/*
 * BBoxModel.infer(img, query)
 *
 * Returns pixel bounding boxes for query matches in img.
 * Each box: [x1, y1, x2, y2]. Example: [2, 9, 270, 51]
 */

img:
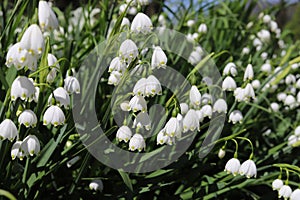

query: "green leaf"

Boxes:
[145, 169, 173, 179]
[118, 170, 133, 192]
[0, 189, 17, 200]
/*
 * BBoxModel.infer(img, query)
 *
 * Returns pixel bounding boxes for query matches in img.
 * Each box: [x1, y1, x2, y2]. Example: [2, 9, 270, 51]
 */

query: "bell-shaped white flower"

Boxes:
[294, 126, 300, 136]
[270, 102, 280, 112]
[129, 96, 147, 112]
[156, 129, 174, 145]
[189, 85, 201, 107]
[234, 87, 245, 102]
[272, 179, 284, 190]
[164, 117, 182, 138]
[196, 110, 204, 122]
[224, 158, 240, 176]
[11, 141, 25, 160]
[0, 119, 18, 141]
[47, 68, 57, 83]
[228, 110, 243, 124]
[244, 83, 255, 101]
[257, 29, 271, 43]
[19, 24, 45, 55]
[21, 135, 40, 156]
[288, 135, 298, 146]
[201, 105, 213, 119]
[218, 148, 226, 159]
[183, 109, 199, 132]
[64, 76, 80, 94]
[201, 93, 212, 105]
[239, 159, 257, 178]
[151, 46, 167, 69]
[243, 64, 254, 81]
[188, 46, 203, 65]
[11, 76, 36, 101]
[222, 76, 237, 91]
[186, 20, 195, 27]
[223, 62, 237, 77]
[279, 185, 292, 199]
[145, 75, 162, 96]
[213, 99, 227, 113]
[129, 133, 146, 152]
[261, 63, 272, 74]
[277, 92, 287, 102]
[108, 71, 122, 86]
[133, 78, 147, 96]
[43, 105, 65, 126]
[120, 101, 131, 111]
[109, 57, 126, 73]
[290, 189, 300, 200]
[133, 112, 151, 130]
[285, 74, 296, 85]
[48, 87, 70, 108]
[119, 39, 139, 63]
[131, 12, 152, 34]
[242, 47, 250, 55]
[116, 125, 132, 143]
[251, 80, 261, 89]
[18, 109, 38, 128]
[284, 95, 297, 109]
[180, 103, 189, 115]
[38, 1, 59, 31]
[89, 180, 104, 192]
[198, 23, 207, 34]
[262, 14, 271, 23]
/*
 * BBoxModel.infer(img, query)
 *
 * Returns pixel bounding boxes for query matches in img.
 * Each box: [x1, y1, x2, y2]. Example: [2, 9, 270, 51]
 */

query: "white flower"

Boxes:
[19, 24, 45, 55]
[109, 57, 126, 73]
[189, 85, 201, 107]
[145, 75, 162, 96]
[290, 189, 300, 200]
[116, 126, 132, 142]
[131, 12, 152, 34]
[285, 74, 296, 85]
[18, 110, 38, 128]
[260, 52, 268, 60]
[257, 29, 271, 43]
[251, 80, 261, 89]
[47, 68, 57, 83]
[270, 102, 280, 112]
[151, 46, 167, 69]
[277, 92, 287, 102]
[133, 112, 151, 130]
[183, 109, 199, 132]
[38, 1, 59, 31]
[196, 110, 204, 122]
[261, 63, 272, 74]
[262, 14, 271, 23]
[288, 135, 298, 146]
[278, 185, 292, 199]
[223, 62, 237, 77]
[272, 179, 283, 190]
[108, 71, 122, 86]
[295, 126, 300, 136]
[48, 53, 59, 67]
[239, 160, 257, 178]
[242, 47, 250, 55]
[188, 46, 203, 65]
[119, 39, 139, 62]
[243, 64, 254, 81]
[213, 99, 227, 113]
[224, 158, 240, 176]
[129, 133, 146, 152]
[187, 20, 195, 27]
[120, 101, 131, 111]
[201, 105, 212, 118]
[11, 141, 25, 160]
[244, 83, 255, 100]
[48, 87, 70, 108]
[234, 87, 245, 102]
[64, 76, 80, 94]
[222, 76, 237, 91]
[11, 76, 36, 101]
[156, 130, 174, 145]
[43, 105, 65, 126]
[180, 103, 189, 115]
[121, 17, 130, 27]
[89, 180, 103, 192]
[21, 135, 40, 156]
[164, 117, 182, 138]
[0, 119, 18, 141]
[228, 110, 243, 124]
[201, 93, 212, 105]
[198, 23, 207, 33]
[284, 95, 297, 109]
[218, 148, 226, 159]
[129, 96, 147, 112]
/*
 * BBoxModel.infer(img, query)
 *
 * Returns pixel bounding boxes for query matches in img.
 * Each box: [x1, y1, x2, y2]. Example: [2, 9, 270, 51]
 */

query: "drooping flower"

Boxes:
[145, 75, 162, 96]
[120, 101, 131, 111]
[222, 76, 237, 91]
[270, 102, 280, 112]
[129, 96, 147, 112]
[223, 62, 237, 77]
[201, 93, 212, 105]
[11, 76, 36, 101]
[234, 87, 245, 102]
[48, 87, 70, 108]
[243, 64, 254, 81]
[156, 129, 175, 145]
[0, 119, 18, 141]
[180, 103, 189, 115]
[228, 110, 243, 124]
[257, 29, 271, 44]
[183, 109, 199, 132]
[272, 179, 283, 190]
[151, 46, 167, 69]
[198, 23, 207, 34]
[189, 85, 201, 107]
[108, 71, 122, 86]
[11, 141, 25, 160]
[239, 160, 257, 178]
[213, 99, 228, 113]
[218, 148, 226, 159]
[38, 1, 59, 31]
[108, 57, 126, 73]
[290, 189, 300, 200]
[278, 185, 292, 199]
[18, 109, 38, 128]
[116, 126, 132, 143]
[21, 135, 40, 156]
[129, 133, 146, 152]
[188, 46, 203, 65]
[89, 180, 104, 192]
[131, 12, 153, 34]
[43, 105, 65, 126]
[64, 76, 80, 94]
[164, 117, 182, 138]
[201, 104, 213, 119]
[19, 24, 45, 55]
[244, 83, 255, 101]
[133, 112, 151, 130]
[224, 158, 240, 176]
[119, 39, 139, 63]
